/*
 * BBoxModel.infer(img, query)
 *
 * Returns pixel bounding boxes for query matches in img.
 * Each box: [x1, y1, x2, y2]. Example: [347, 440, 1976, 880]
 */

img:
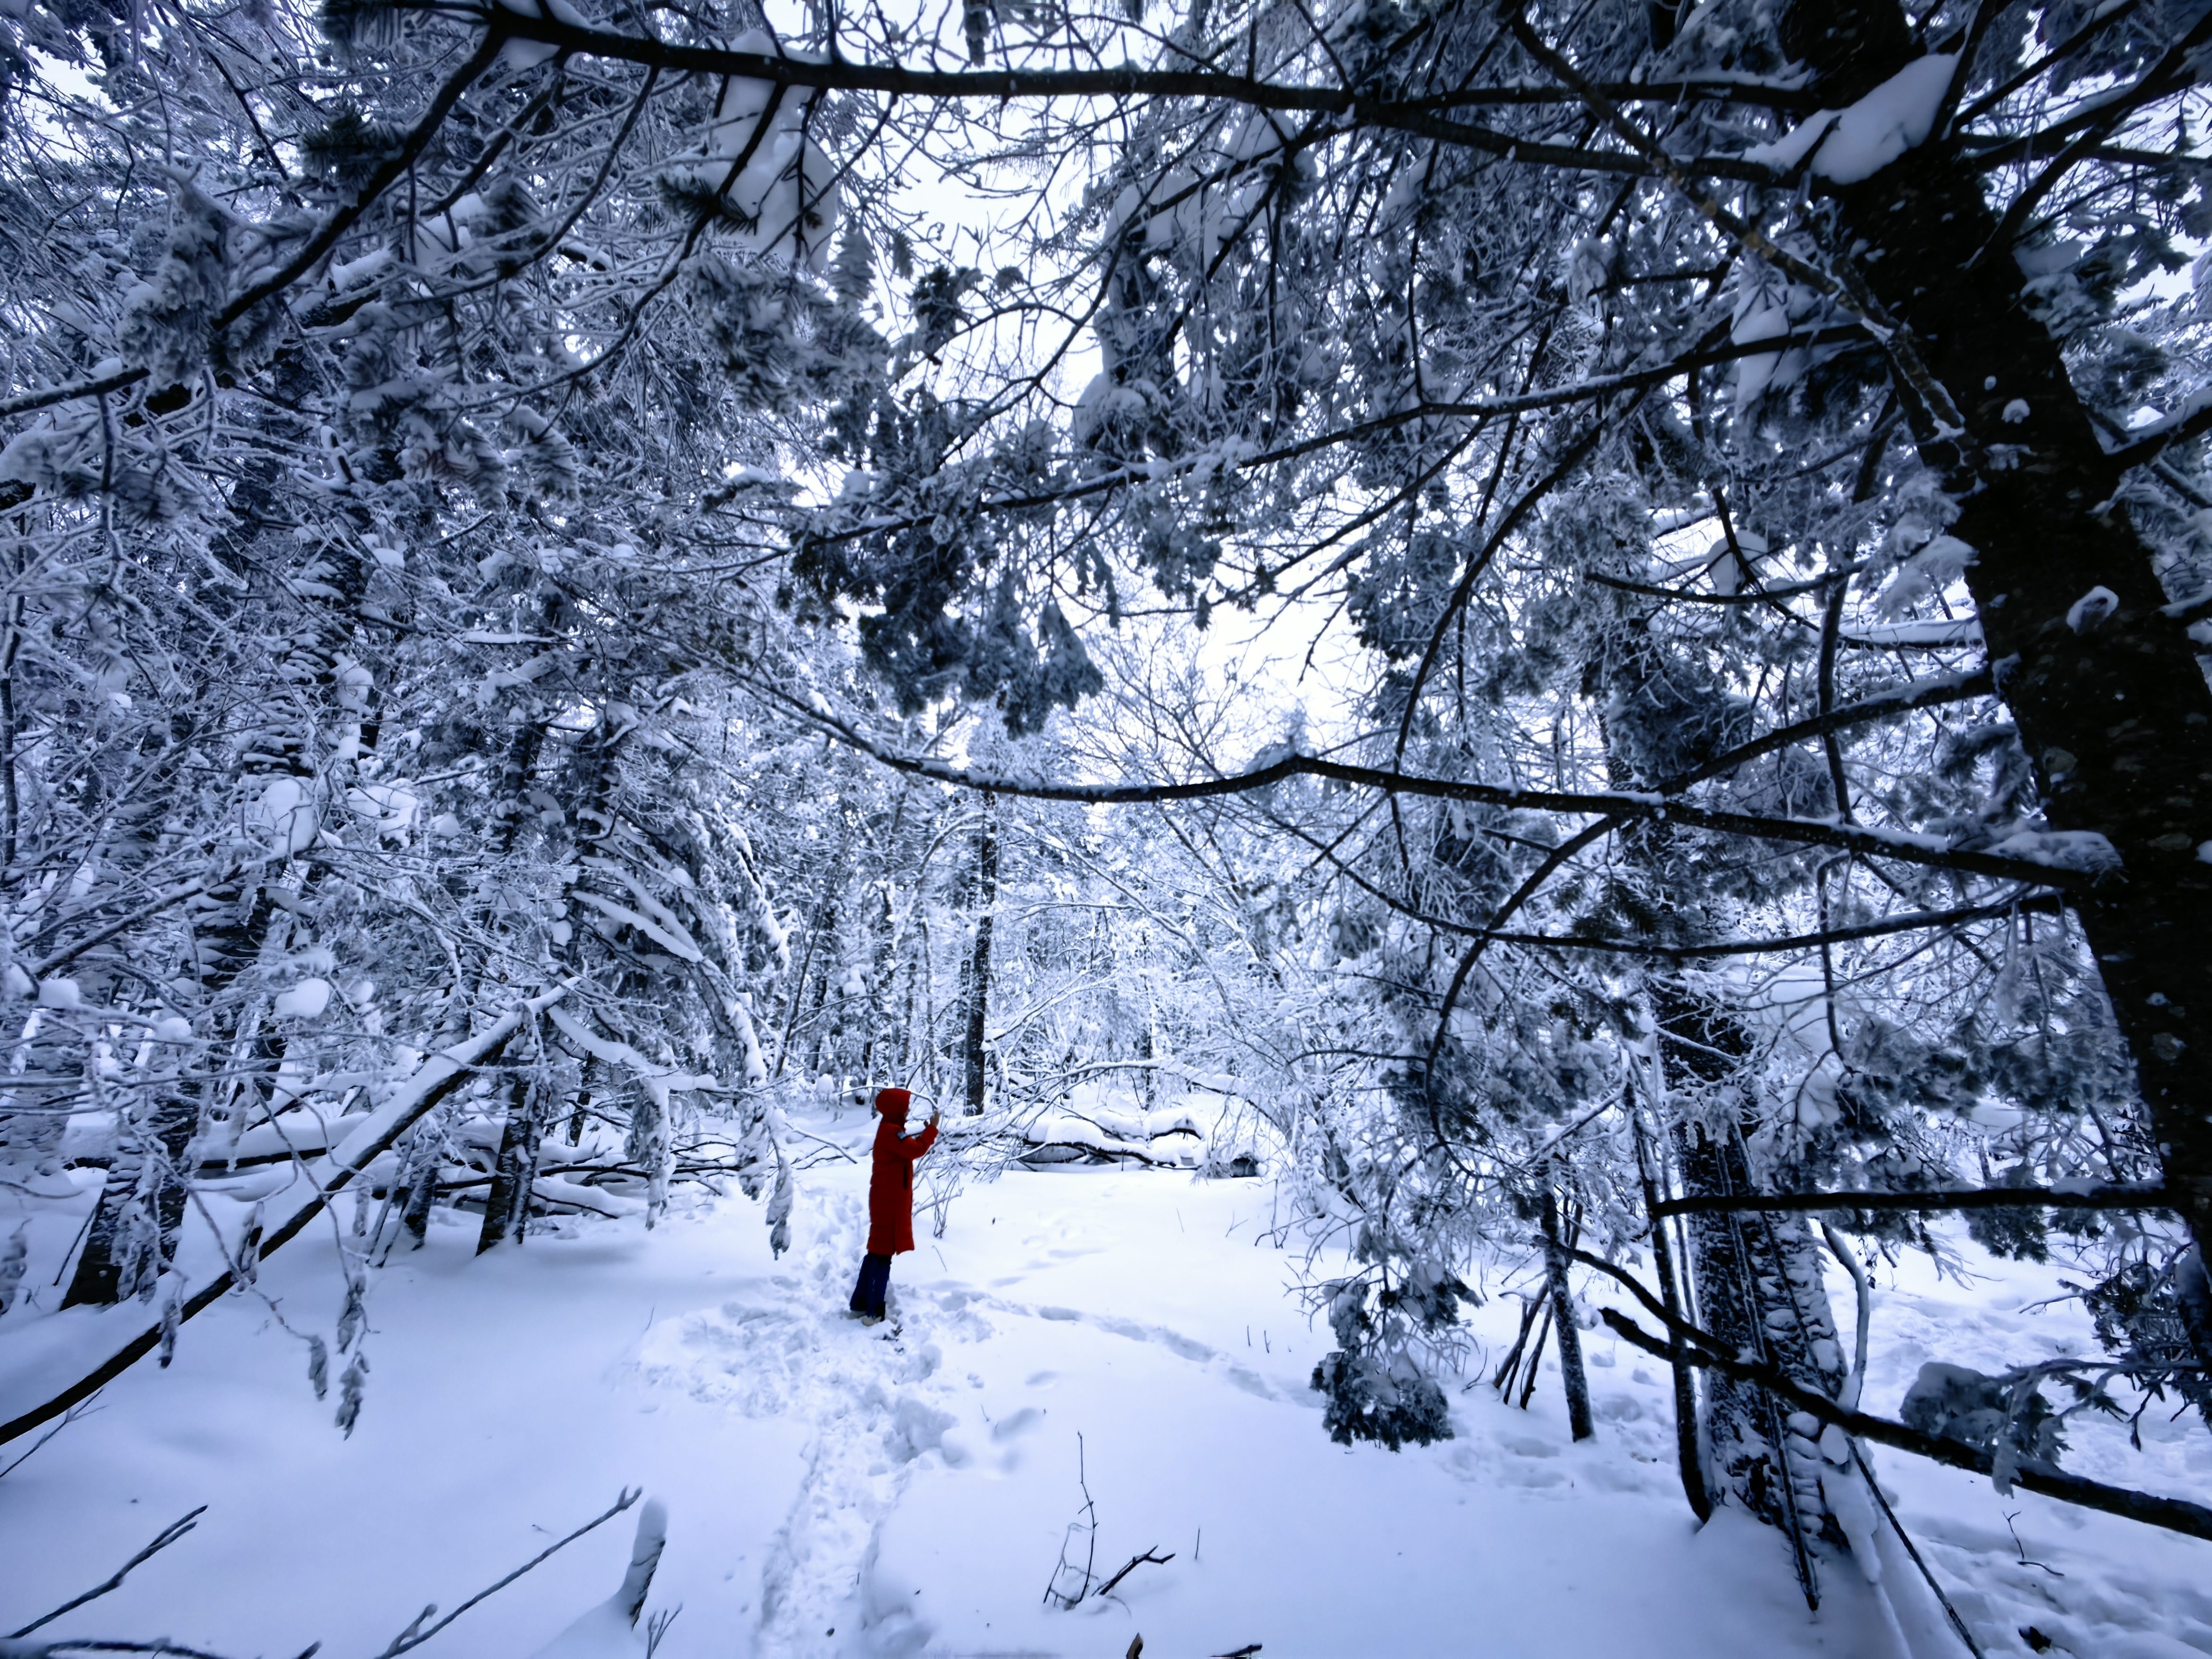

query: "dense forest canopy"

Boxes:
[3, 0, 2212, 1618]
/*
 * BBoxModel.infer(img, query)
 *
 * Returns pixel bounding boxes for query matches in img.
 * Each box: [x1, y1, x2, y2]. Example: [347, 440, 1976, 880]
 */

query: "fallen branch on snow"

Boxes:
[0, 988, 566, 1451]
[1596, 1299, 2212, 1541]
[1093, 1548, 1176, 1598]
[0, 1487, 650, 1659]
[375, 1486, 642, 1657]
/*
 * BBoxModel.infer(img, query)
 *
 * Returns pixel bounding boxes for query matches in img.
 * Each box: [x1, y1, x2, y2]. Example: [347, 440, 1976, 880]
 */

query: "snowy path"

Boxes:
[637, 1186, 985, 1657]
[4, 1110, 2212, 1658]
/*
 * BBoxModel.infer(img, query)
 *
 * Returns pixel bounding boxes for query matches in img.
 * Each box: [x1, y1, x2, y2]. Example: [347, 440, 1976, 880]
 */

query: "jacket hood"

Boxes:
[875, 1087, 912, 1119]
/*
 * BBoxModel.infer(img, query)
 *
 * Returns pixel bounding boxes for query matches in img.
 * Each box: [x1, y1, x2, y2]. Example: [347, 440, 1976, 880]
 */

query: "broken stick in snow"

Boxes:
[1094, 1548, 1175, 1598]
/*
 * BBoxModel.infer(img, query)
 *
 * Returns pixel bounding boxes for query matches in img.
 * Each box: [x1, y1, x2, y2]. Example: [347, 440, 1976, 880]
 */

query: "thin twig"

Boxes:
[11, 1506, 207, 1638]
[373, 1487, 642, 1657]
[1094, 1548, 1175, 1598]
[0, 1396, 102, 1482]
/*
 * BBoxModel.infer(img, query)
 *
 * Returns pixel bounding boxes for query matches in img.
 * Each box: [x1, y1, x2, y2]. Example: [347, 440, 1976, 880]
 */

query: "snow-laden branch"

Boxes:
[1657, 667, 1995, 792]
[1600, 1304, 2212, 1542]
[800, 326, 1876, 548]
[0, 29, 511, 423]
[439, 3, 1786, 180]
[2107, 382, 2212, 473]
[0, 986, 566, 1449]
[775, 690, 2106, 891]
[1650, 1180, 2178, 1219]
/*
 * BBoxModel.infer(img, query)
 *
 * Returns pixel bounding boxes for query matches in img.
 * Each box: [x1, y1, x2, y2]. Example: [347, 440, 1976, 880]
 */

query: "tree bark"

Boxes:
[1632, 1093, 1711, 1520]
[477, 1071, 543, 1254]
[1541, 1178, 1595, 1442]
[1671, 1113, 1844, 1553]
[962, 793, 999, 1117]
[1789, 0, 2212, 1337]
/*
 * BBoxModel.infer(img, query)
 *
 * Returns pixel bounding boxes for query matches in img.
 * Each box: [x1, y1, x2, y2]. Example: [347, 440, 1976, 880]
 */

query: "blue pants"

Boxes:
[850, 1252, 892, 1317]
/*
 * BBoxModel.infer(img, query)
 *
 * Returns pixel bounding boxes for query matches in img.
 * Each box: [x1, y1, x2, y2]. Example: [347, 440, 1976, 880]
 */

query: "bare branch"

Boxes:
[769, 689, 2104, 890]
[1650, 1181, 2179, 1220]
[373, 1488, 643, 1657]
[10, 1507, 207, 1639]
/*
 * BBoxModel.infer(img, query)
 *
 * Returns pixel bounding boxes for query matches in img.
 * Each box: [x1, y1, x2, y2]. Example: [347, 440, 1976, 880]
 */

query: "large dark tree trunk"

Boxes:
[961, 795, 999, 1117]
[1789, 0, 2212, 1330]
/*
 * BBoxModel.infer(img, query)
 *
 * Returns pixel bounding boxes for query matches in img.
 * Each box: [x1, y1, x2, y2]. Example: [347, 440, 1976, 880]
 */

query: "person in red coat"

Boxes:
[849, 1086, 940, 1322]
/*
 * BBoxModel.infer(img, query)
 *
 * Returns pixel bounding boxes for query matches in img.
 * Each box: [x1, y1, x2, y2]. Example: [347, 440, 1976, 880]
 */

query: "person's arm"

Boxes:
[900, 1117, 940, 1158]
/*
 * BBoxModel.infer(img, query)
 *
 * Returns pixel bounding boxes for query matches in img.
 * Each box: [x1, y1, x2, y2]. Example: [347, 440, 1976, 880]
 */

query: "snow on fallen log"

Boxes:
[0, 985, 568, 1449]
[1021, 1113, 1183, 1168]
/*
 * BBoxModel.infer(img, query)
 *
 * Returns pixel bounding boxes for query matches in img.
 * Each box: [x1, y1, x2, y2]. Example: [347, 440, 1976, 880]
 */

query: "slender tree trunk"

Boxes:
[477, 1069, 543, 1253]
[1541, 1178, 1595, 1442]
[1633, 1091, 1712, 1521]
[806, 935, 835, 1078]
[773, 898, 827, 1081]
[1789, 0, 2212, 1343]
[66, 536, 374, 1305]
[962, 793, 998, 1117]
[1, 582, 21, 878]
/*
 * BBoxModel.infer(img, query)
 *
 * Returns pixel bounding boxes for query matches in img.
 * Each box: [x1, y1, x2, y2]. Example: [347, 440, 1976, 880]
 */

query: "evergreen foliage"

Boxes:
[0, 0, 2208, 1594]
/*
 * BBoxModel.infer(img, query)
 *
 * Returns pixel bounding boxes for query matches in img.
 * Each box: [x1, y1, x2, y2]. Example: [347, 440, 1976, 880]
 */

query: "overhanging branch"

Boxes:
[1601, 1307, 2212, 1541]
[1486, 891, 2064, 958]
[1651, 1181, 2176, 1219]
[453, 3, 1782, 180]
[769, 687, 2101, 891]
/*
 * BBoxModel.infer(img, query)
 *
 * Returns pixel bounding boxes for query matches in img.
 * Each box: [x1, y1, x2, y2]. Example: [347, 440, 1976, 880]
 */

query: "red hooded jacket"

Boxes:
[866, 1088, 939, 1255]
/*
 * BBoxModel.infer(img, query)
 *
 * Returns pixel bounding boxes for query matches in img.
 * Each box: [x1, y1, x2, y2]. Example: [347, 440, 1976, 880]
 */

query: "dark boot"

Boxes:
[850, 1252, 891, 1320]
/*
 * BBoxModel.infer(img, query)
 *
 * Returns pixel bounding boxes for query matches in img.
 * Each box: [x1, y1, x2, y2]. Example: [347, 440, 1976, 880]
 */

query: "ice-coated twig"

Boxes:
[1041, 1433, 1100, 1608]
[643, 1606, 682, 1657]
[9, 1506, 206, 1638]
[0, 1397, 102, 1484]
[373, 1487, 642, 1657]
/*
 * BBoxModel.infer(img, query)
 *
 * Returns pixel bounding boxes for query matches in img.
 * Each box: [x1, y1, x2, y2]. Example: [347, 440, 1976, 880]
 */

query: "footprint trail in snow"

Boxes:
[637, 1188, 987, 1657]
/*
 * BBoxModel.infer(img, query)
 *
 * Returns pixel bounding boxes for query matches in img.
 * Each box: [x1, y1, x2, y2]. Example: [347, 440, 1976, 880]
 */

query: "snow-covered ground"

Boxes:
[2, 1101, 2210, 1657]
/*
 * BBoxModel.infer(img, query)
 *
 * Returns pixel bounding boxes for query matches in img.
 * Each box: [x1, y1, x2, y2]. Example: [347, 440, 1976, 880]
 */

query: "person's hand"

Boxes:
[928, 1109, 942, 1128]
